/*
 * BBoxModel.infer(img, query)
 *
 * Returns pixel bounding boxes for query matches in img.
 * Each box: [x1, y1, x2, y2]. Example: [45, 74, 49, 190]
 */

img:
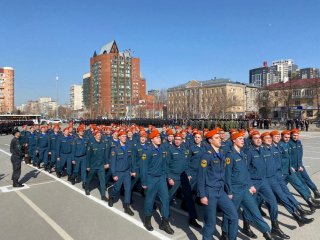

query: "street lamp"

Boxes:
[56, 74, 59, 118]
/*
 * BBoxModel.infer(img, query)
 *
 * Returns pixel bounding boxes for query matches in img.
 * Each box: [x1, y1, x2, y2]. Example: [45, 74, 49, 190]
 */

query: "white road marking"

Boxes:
[16, 191, 74, 240]
[0, 184, 30, 193]
[27, 180, 57, 187]
[4, 144, 10, 146]
[0, 148, 171, 240]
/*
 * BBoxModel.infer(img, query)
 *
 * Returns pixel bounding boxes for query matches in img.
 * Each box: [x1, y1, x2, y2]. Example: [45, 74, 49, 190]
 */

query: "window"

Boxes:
[295, 100, 300, 106]
[274, 101, 278, 107]
[307, 110, 313, 117]
[274, 91, 278, 97]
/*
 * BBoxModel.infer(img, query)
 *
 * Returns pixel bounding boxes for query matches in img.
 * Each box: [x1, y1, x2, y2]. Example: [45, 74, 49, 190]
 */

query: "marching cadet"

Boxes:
[261, 132, 313, 227]
[220, 128, 236, 155]
[105, 130, 119, 187]
[108, 131, 135, 216]
[141, 130, 174, 235]
[160, 125, 167, 143]
[188, 131, 207, 192]
[221, 132, 274, 240]
[247, 131, 289, 239]
[85, 130, 108, 201]
[280, 130, 320, 211]
[186, 126, 193, 144]
[167, 132, 201, 228]
[197, 128, 238, 240]
[20, 124, 29, 164]
[131, 131, 148, 192]
[27, 126, 37, 165]
[36, 126, 50, 170]
[48, 125, 60, 173]
[71, 126, 88, 188]
[56, 128, 73, 179]
[289, 129, 320, 199]
[163, 129, 174, 150]
[10, 128, 25, 187]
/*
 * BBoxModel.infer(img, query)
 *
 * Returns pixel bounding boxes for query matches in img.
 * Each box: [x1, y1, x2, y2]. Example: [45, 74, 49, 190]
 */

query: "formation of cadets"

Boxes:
[17, 121, 320, 240]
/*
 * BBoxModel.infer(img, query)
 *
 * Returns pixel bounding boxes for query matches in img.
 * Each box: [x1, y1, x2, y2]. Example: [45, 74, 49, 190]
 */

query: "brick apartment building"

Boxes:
[0, 67, 14, 113]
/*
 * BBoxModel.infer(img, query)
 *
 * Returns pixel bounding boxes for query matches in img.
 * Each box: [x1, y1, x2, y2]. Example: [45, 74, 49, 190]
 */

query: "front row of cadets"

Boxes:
[18, 123, 320, 239]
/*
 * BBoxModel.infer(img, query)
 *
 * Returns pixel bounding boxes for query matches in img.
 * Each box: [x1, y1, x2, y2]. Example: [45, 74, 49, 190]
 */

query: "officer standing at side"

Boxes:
[10, 128, 25, 187]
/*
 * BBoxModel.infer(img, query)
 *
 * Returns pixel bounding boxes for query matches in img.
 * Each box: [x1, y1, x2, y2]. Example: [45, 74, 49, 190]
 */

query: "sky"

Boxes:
[1, 0, 320, 105]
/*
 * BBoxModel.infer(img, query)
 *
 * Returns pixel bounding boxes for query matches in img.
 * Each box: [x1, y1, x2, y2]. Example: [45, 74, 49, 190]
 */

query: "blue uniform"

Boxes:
[36, 132, 50, 167]
[141, 143, 170, 218]
[247, 145, 278, 221]
[110, 142, 132, 204]
[86, 138, 108, 197]
[167, 144, 197, 220]
[222, 146, 270, 234]
[27, 131, 37, 163]
[57, 135, 73, 176]
[105, 138, 119, 186]
[131, 142, 148, 191]
[72, 136, 88, 183]
[48, 132, 60, 169]
[188, 142, 207, 191]
[197, 145, 238, 240]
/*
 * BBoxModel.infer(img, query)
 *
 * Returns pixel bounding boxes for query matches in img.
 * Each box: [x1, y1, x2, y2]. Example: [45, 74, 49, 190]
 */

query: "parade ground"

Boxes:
[1, 131, 320, 240]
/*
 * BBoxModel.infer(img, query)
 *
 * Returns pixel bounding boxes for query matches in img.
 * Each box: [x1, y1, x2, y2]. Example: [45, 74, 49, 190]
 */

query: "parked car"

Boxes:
[50, 119, 63, 124]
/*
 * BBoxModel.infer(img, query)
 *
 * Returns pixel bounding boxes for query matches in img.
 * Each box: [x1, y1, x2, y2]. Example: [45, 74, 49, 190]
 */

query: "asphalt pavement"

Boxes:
[1, 131, 320, 240]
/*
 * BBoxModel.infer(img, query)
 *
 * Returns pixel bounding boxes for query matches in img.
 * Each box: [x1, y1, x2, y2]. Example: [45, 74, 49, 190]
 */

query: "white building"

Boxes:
[272, 59, 298, 83]
[70, 84, 83, 110]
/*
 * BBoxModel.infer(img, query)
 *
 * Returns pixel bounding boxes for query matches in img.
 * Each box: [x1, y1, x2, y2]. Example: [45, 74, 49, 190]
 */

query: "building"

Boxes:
[25, 97, 58, 117]
[89, 40, 145, 118]
[257, 78, 320, 120]
[167, 78, 258, 119]
[299, 68, 319, 79]
[0, 67, 14, 113]
[272, 59, 298, 83]
[249, 62, 280, 87]
[82, 73, 91, 110]
[70, 84, 83, 110]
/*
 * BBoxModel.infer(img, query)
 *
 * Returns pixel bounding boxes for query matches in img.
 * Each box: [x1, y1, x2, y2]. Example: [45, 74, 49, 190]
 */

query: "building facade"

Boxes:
[272, 59, 298, 83]
[167, 78, 258, 119]
[89, 40, 145, 118]
[82, 73, 91, 110]
[299, 68, 319, 79]
[257, 78, 320, 120]
[249, 64, 280, 87]
[0, 67, 14, 113]
[70, 84, 83, 110]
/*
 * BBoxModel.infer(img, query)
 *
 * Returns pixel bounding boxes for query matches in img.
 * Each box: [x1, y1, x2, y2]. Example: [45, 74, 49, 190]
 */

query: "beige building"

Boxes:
[0, 67, 14, 113]
[70, 84, 83, 110]
[167, 78, 258, 119]
[258, 78, 320, 120]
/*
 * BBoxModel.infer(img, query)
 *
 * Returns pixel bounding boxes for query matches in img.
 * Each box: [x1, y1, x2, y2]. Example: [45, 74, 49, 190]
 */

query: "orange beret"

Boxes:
[249, 130, 260, 138]
[229, 128, 237, 134]
[140, 131, 148, 138]
[174, 133, 182, 138]
[94, 129, 100, 136]
[40, 125, 47, 129]
[53, 124, 60, 130]
[205, 128, 220, 139]
[118, 131, 127, 137]
[166, 129, 174, 136]
[149, 130, 160, 139]
[63, 127, 69, 132]
[281, 130, 291, 135]
[77, 126, 84, 132]
[291, 129, 300, 135]
[270, 130, 280, 136]
[231, 132, 244, 140]
[193, 131, 200, 136]
[260, 132, 270, 139]
[113, 130, 119, 134]
[218, 128, 224, 133]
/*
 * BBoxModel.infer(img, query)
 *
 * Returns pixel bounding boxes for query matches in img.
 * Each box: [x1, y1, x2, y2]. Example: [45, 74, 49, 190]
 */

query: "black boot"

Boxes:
[144, 216, 154, 231]
[313, 189, 320, 199]
[311, 197, 320, 204]
[188, 218, 202, 229]
[259, 207, 267, 217]
[101, 196, 108, 202]
[271, 220, 290, 239]
[297, 204, 314, 216]
[67, 175, 71, 181]
[71, 175, 76, 185]
[82, 182, 86, 189]
[220, 231, 229, 240]
[307, 198, 320, 210]
[263, 231, 274, 240]
[56, 171, 62, 178]
[124, 204, 134, 216]
[159, 217, 174, 235]
[292, 211, 314, 227]
[85, 188, 90, 195]
[242, 220, 257, 239]
[108, 197, 114, 207]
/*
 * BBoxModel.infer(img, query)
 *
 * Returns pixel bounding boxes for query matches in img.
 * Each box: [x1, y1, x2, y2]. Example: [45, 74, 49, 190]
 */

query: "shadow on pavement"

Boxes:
[20, 169, 41, 184]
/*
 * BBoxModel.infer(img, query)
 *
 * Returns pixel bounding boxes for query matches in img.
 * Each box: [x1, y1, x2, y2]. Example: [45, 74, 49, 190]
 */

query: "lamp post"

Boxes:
[55, 74, 59, 118]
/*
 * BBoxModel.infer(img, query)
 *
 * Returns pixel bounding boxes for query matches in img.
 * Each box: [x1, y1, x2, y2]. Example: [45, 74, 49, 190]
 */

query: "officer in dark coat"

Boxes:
[10, 128, 25, 187]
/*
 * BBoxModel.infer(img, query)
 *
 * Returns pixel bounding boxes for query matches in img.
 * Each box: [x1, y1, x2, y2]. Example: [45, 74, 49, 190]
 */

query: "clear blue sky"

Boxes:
[1, 0, 320, 105]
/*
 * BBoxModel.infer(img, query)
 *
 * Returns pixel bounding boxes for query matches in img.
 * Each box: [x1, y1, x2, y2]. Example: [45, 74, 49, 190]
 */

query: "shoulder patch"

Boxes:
[207, 150, 212, 154]
[141, 153, 147, 161]
[111, 151, 115, 156]
[225, 157, 231, 165]
[201, 160, 207, 168]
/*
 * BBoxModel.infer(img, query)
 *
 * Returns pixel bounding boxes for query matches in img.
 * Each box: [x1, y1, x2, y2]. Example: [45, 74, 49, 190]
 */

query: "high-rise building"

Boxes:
[272, 59, 298, 82]
[70, 84, 83, 111]
[0, 67, 14, 113]
[89, 40, 145, 118]
[82, 73, 91, 110]
[249, 63, 279, 87]
[299, 68, 320, 79]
